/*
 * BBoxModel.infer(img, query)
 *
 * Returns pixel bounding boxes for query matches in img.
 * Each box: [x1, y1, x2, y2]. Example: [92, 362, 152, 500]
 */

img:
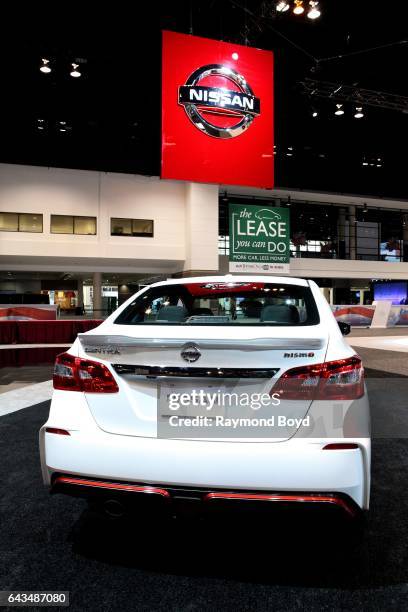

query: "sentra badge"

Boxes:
[84, 346, 121, 356]
[179, 64, 261, 139]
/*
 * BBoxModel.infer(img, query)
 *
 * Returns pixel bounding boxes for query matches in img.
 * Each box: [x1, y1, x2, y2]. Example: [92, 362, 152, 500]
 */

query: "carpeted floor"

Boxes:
[1, 346, 408, 611]
[0, 403, 407, 609]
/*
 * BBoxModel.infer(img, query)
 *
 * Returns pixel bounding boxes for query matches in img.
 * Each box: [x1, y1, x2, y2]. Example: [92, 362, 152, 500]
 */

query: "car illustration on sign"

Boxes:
[254, 208, 282, 221]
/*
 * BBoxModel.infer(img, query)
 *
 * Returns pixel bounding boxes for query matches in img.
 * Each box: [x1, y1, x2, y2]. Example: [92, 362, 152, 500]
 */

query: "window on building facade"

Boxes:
[0, 212, 43, 233]
[110, 218, 154, 237]
[0, 212, 19, 232]
[51, 215, 97, 235]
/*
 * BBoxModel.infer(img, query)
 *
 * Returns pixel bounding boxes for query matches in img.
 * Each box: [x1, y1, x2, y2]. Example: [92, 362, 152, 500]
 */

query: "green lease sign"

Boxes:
[229, 203, 290, 274]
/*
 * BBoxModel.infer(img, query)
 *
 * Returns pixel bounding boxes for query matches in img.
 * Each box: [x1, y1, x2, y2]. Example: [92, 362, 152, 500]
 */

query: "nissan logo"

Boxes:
[179, 63, 261, 139]
[181, 343, 201, 363]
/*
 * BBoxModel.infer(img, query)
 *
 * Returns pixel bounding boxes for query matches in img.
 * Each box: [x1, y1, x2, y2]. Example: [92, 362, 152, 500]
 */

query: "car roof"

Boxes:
[149, 275, 310, 288]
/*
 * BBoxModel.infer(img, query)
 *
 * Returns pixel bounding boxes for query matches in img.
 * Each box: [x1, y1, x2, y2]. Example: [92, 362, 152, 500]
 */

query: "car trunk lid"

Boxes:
[78, 326, 328, 441]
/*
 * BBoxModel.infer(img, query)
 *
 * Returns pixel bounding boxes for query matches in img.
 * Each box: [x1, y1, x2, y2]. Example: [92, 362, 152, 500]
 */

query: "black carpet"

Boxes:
[0, 396, 408, 611]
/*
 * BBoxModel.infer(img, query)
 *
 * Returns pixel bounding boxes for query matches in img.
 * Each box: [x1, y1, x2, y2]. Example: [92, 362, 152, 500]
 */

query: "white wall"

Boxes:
[2, 162, 408, 280]
[184, 182, 219, 272]
[289, 257, 408, 280]
[0, 164, 217, 274]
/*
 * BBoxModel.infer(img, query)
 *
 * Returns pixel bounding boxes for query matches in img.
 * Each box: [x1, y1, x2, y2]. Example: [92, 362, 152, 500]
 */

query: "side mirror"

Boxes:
[338, 321, 351, 336]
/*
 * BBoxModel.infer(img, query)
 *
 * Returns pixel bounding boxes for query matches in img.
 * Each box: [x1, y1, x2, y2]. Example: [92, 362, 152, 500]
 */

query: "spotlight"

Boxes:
[276, 1, 290, 11]
[354, 106, 364, 119]
[363, 203, 368, 213]
[334, 104, 344, 116]
[40, 58, 51, 74]
[311, 109, 318, 118]
[231, 52, 239, 60]
[307, 1, 321, 19]
[70, 63, 81, 78]
[293, 0, 304, 15]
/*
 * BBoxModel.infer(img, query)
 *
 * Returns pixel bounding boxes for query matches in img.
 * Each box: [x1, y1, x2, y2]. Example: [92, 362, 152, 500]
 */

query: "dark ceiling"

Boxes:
[1, 1, 408, 198]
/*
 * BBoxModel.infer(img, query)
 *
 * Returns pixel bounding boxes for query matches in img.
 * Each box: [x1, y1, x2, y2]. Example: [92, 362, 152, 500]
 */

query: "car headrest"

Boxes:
[156, 305, 188, 322]
[260, 304, 300, 324]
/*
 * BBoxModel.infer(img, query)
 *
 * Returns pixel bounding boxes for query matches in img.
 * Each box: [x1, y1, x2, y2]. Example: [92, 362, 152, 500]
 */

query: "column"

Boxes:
[182, 182, 219, 276]
[403, 214, 408, 262]
[338, 208, 346, 259]
[77, 278, 84, 310]
[92, 272, 102, 317]
[348, 205, 357, 260]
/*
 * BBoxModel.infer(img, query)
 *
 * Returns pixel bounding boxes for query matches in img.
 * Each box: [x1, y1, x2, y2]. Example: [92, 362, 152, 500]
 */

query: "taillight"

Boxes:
[53, 352, 119, 393]
[45, 427, 70, 436]
[273, 355, 364, 401]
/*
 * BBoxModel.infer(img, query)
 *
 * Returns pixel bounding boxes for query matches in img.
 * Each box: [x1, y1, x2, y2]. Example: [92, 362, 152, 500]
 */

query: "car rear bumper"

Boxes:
[40, 426, 370, 510]
[50, 474, 362, 518]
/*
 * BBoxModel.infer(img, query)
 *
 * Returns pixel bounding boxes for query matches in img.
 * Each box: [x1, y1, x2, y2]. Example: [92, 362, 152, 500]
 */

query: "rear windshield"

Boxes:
[115, 281, 320, 326]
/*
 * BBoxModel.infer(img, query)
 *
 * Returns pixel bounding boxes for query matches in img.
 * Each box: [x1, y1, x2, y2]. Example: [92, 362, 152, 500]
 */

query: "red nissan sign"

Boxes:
[161, 31, 274, 188]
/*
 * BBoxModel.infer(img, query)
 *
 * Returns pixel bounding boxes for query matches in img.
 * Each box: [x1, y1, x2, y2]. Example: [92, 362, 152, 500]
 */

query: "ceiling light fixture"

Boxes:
[70, 63, 81, 78]
[40, 58, 51, 74]
[276, 1, 290, 11]
[307, 1, 321, 19]
[334, 103, 344, 116]
[293, 0, 305, 15]
[354, 106, 364, 119]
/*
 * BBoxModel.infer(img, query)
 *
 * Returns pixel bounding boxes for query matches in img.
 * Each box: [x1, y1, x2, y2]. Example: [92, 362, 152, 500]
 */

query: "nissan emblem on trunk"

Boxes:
[181, 343, 201, 363]
[178, 64, 261, 139]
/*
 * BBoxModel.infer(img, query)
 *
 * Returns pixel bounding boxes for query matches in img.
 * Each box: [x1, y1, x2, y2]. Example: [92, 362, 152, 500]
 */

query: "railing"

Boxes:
[219, 236, 405, 262]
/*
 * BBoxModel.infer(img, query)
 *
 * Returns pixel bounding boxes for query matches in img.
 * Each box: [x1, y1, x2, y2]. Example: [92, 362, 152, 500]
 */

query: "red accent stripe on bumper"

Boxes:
[52, 476, 170, 498]
[203, 492, 358, 517]
[51, 476, 358, 518]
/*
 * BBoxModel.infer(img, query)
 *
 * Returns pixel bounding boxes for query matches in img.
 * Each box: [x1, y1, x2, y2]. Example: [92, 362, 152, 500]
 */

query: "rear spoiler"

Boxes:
[78, 334, 324, 354]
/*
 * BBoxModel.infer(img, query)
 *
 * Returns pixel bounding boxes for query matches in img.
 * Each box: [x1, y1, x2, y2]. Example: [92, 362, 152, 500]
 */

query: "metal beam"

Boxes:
[299, 78, 408, 113]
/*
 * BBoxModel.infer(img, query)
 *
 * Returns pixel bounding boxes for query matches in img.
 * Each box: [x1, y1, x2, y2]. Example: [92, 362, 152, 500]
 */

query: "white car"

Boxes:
[40, 275, 370, 522]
